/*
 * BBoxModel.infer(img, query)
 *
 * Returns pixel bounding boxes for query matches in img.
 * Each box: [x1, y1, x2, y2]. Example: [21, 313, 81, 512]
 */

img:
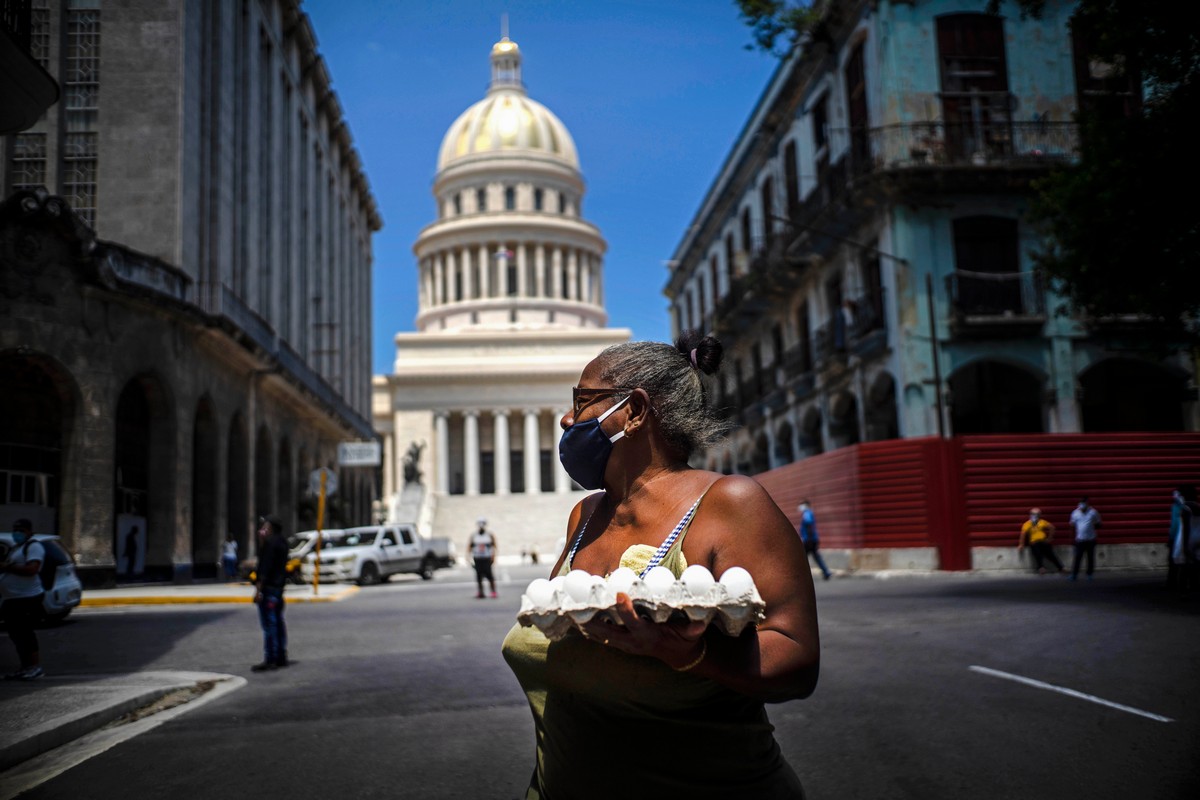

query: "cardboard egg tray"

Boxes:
[517, 581, 765, 641]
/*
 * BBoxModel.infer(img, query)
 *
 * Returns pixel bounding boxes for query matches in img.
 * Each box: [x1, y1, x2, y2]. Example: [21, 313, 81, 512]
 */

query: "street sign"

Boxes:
[309, 467, 338, 496]
[338, 440, 381, 466]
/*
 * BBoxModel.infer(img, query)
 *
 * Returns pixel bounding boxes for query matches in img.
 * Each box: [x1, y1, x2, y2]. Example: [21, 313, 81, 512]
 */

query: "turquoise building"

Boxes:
[664, 0, 1197, 474]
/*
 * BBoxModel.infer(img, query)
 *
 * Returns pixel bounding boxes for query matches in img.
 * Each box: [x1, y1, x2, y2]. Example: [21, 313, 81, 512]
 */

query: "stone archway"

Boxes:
[949, 360, 1043, 434]
[774, 420, 796, 465]
[227, 413, 249, 555]
[191, 397, 219, 578]
[828, 391, 861, 449]
[114, 373, 174, 581]
[1080, 359, 1186, 431]
[0, 352, 78, 536]
[865, 372, 899, 441]
[800, 407, 823, 457]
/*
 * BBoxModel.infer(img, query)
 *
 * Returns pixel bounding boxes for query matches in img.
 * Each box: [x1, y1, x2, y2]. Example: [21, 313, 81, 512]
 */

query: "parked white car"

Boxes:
[0, 533, 83, 622]
[301, 524, 456, 585]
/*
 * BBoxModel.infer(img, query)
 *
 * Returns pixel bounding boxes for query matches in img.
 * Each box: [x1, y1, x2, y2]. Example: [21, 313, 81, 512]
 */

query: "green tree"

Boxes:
[735, 0, 1200, 340]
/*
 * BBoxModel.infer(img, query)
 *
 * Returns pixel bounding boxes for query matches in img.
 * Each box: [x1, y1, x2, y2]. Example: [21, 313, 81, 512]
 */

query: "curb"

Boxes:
[79, 586, 360, 607]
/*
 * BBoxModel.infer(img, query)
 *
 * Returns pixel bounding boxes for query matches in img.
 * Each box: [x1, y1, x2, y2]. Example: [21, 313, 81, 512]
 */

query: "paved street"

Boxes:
[7, 565, 1199, 799]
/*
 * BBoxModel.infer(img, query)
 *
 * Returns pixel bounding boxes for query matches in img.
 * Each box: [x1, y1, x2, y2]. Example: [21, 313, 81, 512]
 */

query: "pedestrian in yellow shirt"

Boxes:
[1018, 508, 1066, 575]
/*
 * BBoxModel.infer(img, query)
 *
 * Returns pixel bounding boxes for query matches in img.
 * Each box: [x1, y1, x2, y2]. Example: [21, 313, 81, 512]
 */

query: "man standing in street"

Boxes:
[1069, 497, 1102, 581]
[1018, 507, 1066, 575]
[798, 500, 832, 581]
[469, 517, 498, 599]
[252, 515, 289, 671]
[0, 519, 45, 680]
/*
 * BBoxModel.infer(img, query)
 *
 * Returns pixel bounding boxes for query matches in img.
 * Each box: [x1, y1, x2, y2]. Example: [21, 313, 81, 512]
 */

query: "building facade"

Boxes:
[373, 38, 629, 555]
[664, 0, 1197, 476]
[0, 0, 380, 583]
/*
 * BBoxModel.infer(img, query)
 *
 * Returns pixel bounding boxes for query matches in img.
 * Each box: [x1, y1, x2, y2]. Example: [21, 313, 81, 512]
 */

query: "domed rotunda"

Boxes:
[414, 36, 609, 332]
[375, 37, 629, 552]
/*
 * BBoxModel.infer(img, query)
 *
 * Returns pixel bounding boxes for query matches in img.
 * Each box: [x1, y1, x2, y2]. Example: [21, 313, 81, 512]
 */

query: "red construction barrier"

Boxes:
[753, 433, 1200, 571]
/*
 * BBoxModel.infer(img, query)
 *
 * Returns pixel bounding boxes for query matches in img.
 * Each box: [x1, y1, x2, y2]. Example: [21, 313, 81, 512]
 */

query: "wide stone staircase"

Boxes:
[431, 491, 585, 563]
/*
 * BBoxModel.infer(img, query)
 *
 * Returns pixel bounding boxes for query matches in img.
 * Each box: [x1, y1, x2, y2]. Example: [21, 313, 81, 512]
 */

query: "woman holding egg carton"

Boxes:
[502, 332, 820, 799]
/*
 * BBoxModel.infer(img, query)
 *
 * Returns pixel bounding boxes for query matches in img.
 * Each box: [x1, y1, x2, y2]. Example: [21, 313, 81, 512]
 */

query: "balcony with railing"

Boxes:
[860, 119, 1078, 172]
[945, 270, 1046, 336]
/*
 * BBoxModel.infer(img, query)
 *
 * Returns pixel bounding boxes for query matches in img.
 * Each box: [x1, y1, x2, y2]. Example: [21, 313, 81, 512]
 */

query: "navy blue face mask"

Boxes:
[558, 395, 629, 490]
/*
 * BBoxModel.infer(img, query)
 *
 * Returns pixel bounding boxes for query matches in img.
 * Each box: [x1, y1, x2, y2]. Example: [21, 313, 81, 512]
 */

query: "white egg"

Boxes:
[606, 566, 639, 596]
[548, 575, 566, 594]
[564, 569, 595, 603]
[525, 578, 556, 608]
[719, 566, 755, 597]
[680, 564, 716, 597]
[642, 565, 677, 598]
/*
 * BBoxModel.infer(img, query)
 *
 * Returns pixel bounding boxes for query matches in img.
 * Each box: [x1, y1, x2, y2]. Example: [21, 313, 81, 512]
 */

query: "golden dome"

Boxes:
[436, 40, 579, 171]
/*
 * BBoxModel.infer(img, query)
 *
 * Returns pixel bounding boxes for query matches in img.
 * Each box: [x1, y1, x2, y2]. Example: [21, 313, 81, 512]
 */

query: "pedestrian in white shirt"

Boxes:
[1068, 497, 1102, 581]
[0, 519, 45, 680]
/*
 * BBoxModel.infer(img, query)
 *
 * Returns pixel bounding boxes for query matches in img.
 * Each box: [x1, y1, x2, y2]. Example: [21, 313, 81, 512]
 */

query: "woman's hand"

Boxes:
[580, 592, 708, 669]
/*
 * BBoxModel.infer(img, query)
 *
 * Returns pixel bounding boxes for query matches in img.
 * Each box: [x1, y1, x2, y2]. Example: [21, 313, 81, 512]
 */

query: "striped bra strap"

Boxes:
[566, 494, 705, 578]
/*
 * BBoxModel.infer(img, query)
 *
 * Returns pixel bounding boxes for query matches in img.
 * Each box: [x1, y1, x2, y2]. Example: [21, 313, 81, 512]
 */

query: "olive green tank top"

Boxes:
[501, 493, 805, 800]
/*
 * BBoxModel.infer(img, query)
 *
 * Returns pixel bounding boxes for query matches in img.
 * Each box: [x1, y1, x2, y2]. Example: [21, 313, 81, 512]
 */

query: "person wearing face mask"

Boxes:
[0, 519, 45, 680]
[1068, 497, 1102, 581]
[1018, 507, 1065, 575]
[502, 331, 820, 800]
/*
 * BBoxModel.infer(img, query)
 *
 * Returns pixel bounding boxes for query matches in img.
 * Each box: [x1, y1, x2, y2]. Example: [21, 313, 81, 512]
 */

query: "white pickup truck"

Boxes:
[300, 524, 457, 585]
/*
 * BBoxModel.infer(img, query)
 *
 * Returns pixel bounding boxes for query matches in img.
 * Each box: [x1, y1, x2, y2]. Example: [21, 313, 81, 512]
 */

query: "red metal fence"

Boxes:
[754, 433, 1200, 570]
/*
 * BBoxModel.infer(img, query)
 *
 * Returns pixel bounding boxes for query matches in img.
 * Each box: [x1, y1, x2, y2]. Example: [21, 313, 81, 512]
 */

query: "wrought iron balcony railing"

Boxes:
[858, 120, 1079, 171]
[945, 270, 1045, 319]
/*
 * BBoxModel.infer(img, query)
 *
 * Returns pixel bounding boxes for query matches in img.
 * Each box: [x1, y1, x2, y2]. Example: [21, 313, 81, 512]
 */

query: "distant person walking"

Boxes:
[221, 534, 239, 581]
[1169, 485, 1200, 596]
[469, 518, 498, 599]
[0, 519, 45, 680]
[1069, 497, 1102, 581]
[1018, 507, 1065, 575]
[252, 515, 289, 671]
[797, 500, 831, 580]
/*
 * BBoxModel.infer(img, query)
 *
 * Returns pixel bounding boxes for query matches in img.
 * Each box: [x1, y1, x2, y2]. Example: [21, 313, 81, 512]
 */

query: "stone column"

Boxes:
[535, 245, 546, 298]
[552, 407, 570, 493]
[551, 248, 563, 299]
[479, 244, 490, 297]
[524, 408, 541, 494]
[516, 243, 528, 297]
[462, 247, 474, 299]
[464, 410, 480, 495]
[567, 249, 579, 301]
[382, 421, 394, 498]
[493, 409, 510, 495]
[434, 411, 449, 494]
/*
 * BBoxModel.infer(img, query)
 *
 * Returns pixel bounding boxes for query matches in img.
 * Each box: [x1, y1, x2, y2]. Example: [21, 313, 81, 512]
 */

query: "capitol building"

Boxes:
[372, 37, 630, 553]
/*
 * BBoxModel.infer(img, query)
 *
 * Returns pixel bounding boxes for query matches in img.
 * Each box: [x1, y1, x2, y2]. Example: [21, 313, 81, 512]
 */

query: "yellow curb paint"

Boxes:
[80, 586, 360, 606]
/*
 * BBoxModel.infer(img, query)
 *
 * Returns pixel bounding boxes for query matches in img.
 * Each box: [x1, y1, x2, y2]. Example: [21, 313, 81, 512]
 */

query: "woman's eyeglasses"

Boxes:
[571, 386, 635, 417]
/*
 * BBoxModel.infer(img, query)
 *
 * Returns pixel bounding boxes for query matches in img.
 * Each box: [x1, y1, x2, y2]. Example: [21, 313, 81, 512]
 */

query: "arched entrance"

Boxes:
[828, 392, 861, 449]
[227, 413, 249, 557]
[750, 430, 770, 474]
[949, 361, 1043, 434]
[191, 397, 219, 579]
[774, 420, 796, 465]
[277, 437, 294, 536]
[865, 373, 899, 441]
[1080, 359, 1186, 431]
[0, 352, 76, 535]
[254, 426, 274, 550]
[800, 408, 824, 457]
[114, 374, 173, 580]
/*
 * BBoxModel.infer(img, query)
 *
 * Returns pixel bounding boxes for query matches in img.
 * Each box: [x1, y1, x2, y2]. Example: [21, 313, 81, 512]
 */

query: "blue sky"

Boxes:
[302, 1, 781, 374]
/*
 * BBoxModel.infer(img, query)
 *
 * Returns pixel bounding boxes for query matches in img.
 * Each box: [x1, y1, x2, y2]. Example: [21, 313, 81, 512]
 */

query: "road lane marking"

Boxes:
[969, 665, 1173, 723]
